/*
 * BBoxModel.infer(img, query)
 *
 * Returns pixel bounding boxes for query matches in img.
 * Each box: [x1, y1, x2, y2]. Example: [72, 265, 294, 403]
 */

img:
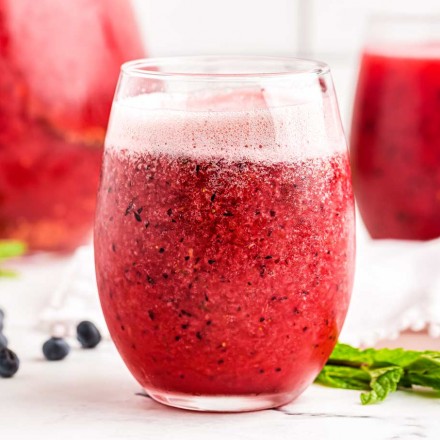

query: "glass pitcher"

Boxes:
[0, 0, 145, 251]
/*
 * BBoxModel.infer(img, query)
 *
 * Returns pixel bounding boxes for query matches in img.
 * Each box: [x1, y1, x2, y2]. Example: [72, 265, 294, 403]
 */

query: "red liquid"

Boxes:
[0, 0, 144, 251]
[95, 99, 355, 398]
[351, 46, 440, 239]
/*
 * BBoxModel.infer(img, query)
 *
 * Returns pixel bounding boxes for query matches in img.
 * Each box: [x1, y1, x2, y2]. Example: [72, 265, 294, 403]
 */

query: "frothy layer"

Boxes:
[106, 90, 345, 163]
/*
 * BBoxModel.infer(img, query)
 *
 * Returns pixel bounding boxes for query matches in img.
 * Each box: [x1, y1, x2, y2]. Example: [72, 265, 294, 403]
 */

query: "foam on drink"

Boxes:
[106, 89, 345, 163]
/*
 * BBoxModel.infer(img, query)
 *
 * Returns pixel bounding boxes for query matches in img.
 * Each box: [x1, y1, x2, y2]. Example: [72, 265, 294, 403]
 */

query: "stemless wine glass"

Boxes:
[351, 15, 440, 240]
[94, 56, 355, 412]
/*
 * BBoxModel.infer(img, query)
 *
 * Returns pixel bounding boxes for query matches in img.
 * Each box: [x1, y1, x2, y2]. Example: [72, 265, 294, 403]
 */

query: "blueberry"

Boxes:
[0, 333, 8, 349]
[0, 308, 4, 332]
[77, 321, 101, 349]
[0, 348, 19, 378]
[42, 337, 70, 361]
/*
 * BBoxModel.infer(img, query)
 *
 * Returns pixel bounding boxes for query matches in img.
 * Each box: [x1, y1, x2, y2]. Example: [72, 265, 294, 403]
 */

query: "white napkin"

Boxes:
[340, 222, 440, 346]
[39, 225, 440, 345]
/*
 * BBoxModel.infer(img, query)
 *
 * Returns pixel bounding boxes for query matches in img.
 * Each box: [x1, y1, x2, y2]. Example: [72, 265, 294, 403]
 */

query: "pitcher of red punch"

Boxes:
[0, 0, 144, 251]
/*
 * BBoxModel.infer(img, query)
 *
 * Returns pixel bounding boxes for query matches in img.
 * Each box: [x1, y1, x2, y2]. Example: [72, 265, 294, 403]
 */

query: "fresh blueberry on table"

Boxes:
[0, 347, 19, 378]
[0, 308, 5, 332]
[0, 333, 8, 349]
[42, 337, 70, 361]
[76, 321, 102, 349]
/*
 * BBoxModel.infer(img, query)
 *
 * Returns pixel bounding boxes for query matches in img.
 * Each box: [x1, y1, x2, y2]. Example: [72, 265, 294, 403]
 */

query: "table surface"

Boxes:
[2, 256, 440, 440]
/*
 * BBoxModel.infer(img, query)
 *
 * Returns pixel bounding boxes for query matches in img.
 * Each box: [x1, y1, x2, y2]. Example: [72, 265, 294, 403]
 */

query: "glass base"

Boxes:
[146, 389, 297, 412]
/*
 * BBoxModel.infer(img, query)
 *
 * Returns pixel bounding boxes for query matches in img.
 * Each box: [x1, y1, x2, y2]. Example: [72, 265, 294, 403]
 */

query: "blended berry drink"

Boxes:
[351, 43, 440, 239]
[0, 0, 143, 251]
[95, 58, 355, 412]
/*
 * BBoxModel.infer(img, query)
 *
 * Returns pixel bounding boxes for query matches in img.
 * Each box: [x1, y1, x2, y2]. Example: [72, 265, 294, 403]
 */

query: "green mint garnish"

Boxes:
[315, 343, 440, 405]
[0, 240, 27, 277]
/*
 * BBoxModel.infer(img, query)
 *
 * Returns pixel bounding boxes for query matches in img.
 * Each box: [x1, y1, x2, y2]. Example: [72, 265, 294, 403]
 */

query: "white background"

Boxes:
[132, 0, 440, 127]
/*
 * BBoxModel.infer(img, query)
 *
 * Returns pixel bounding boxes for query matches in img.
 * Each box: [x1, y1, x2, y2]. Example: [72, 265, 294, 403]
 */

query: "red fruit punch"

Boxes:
[0, 0, 144, 251]
[351, 45, 440, 240]
[95, 92, 355, 401]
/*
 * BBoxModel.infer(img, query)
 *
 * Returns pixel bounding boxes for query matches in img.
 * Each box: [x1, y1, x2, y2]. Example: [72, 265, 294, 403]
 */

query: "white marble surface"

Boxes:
[3, 326, 440, 440]
[1, 257, 440, 439]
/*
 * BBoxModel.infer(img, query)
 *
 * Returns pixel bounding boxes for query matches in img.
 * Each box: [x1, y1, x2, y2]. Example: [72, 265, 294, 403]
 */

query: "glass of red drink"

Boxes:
[0, 0, 144, 251]
[351, 16, 440, 240]
[94, 56, 355, 412]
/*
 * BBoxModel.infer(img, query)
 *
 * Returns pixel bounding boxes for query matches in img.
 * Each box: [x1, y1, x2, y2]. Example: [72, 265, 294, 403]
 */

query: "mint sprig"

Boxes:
[315, 343, 440, 404]
[0, 240, 26, 277]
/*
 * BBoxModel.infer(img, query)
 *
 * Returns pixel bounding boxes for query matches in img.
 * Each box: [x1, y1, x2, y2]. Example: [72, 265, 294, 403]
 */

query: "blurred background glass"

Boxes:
[351, 15, 440, 239]
[0, 0, 144, 252]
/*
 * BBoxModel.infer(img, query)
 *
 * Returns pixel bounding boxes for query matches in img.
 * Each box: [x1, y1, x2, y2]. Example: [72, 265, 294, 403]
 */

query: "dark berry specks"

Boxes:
[134, 212, 142, 222]
[94, 143, 353, 396]
[124, 199, 134, 216]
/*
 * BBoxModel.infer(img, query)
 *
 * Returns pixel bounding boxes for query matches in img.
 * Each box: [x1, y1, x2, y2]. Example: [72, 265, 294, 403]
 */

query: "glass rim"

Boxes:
[121, 55, 330, 82]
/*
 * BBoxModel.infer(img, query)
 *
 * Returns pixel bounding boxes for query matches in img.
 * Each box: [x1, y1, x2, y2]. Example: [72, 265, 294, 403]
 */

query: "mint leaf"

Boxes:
[328, 343, 422, 368]
[405, 354, 440, 389]
[316, 365, 370, 390]
[360, 366, 403, 404]
[0, 240, 26, 260]
[0, 268, 20, 278]
[0, 240, 26, 277]
[328, 343, 375, 365]
[315, 343, 440, 405]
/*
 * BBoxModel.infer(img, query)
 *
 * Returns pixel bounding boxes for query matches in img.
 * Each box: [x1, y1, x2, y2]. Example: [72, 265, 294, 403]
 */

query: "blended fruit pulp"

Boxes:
[351, 45, 440, 239]
[95, 93, 355, 397]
